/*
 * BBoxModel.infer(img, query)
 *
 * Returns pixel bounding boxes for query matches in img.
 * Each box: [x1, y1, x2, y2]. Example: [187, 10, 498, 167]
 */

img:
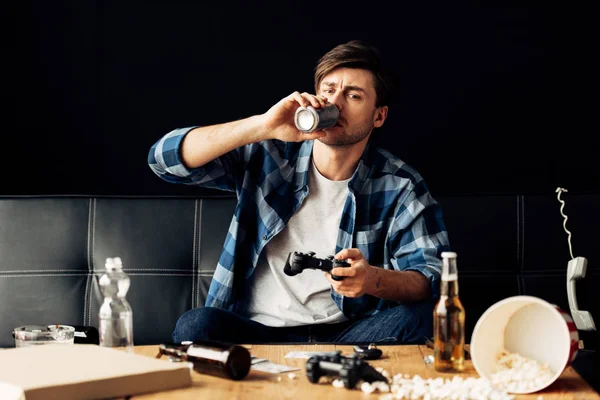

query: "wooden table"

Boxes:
[132, 344, 599, 399]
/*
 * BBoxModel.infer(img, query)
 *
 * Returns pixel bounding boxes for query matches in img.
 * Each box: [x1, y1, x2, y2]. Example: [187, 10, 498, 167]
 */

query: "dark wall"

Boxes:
[10, 1, 597, 197]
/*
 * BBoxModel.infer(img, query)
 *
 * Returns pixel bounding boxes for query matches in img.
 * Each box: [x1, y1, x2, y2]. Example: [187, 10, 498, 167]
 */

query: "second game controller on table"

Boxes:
[283, 251, 350, 281]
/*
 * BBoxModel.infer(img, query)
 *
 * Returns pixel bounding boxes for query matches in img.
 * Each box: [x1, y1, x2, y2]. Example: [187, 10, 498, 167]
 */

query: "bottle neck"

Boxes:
[441, 256, 459, 297]
[99, 269, 130, 299]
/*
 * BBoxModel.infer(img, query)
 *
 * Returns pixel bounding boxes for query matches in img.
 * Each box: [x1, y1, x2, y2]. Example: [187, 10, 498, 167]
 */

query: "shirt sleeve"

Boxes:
[388, 178, 451, 301]
[147, 127, 242, 192]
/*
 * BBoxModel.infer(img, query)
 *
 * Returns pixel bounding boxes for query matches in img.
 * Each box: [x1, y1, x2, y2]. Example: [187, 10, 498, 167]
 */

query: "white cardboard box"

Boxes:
[0, 344, 192, 400]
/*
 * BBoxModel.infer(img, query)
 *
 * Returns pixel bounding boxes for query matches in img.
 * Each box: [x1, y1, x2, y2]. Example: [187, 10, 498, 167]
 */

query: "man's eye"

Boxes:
[322, 89, 334, 94]
[348, 94, 361, 100]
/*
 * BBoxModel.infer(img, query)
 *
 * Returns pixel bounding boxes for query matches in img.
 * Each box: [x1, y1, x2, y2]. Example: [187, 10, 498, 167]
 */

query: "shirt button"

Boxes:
[262, 235, 268, 240]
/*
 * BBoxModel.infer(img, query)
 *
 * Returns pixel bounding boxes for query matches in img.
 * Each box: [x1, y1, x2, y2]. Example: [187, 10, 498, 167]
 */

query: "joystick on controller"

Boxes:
[283, 251, 350, 281]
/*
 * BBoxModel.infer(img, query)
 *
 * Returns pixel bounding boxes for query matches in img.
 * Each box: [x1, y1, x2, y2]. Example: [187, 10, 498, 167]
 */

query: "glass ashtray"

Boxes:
[13, 324, 75, 347]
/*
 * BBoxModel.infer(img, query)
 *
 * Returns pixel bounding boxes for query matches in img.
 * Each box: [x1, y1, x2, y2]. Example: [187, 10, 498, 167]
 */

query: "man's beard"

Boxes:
[319, 118, 375, 147]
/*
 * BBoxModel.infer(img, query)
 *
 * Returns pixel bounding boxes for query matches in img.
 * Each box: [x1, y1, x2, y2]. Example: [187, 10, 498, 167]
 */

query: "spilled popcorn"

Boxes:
[377, 374, 514, 400]
[327, 366, 514, 399]
[323, 351, 552, 398]
[490, 351, 554, 393]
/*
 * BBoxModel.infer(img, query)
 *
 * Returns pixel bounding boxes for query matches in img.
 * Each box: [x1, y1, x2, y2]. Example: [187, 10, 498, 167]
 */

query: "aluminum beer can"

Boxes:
[294, 103, 339, 133]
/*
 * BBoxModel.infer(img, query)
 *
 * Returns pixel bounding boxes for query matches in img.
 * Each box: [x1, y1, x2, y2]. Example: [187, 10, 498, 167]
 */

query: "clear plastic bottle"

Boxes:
[433, 251, 465, 372]
[98, 257, 134, 352]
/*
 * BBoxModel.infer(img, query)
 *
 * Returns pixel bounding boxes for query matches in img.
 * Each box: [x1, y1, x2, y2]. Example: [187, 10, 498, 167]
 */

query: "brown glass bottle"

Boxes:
[433, 251, 465, 372]
[158, 341, 251, 380]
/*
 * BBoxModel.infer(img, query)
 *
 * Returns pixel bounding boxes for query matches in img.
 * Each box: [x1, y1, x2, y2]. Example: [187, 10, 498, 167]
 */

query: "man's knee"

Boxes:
[406, 301, 433, 337]
[384, 301, 434, 343]
[172, 307, 223, 343]
[335, 301, 434, 344]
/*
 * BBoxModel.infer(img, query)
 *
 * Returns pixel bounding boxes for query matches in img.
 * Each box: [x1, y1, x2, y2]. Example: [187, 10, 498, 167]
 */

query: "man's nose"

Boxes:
[329, 92, 344, 112]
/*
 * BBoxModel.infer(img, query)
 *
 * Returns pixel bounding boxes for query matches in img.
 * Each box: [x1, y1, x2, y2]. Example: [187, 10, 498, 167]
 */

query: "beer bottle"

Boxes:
[433, 251, 465, 372]
[158, 341, 251, 380]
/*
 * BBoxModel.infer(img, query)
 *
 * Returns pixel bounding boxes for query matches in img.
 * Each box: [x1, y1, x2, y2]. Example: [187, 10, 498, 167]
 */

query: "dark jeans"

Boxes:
[172, 301, 433, 344]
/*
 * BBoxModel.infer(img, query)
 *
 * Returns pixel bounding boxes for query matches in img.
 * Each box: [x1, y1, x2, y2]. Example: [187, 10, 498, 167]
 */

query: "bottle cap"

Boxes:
[105, 257, 123, 270]
[441, 251, 457, 258]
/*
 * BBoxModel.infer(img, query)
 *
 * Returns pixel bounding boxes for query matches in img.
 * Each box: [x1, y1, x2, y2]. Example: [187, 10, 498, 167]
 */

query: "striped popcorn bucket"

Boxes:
[470, 295, 579, 394]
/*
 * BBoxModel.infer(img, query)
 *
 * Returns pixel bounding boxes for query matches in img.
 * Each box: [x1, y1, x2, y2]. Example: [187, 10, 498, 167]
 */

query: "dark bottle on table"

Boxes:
[433, 251, 465, 372]
[158, 341, 251, 380]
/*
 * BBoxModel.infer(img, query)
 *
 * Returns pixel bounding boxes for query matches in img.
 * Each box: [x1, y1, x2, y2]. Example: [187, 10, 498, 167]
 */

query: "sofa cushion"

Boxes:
[1, 194, 597, 351]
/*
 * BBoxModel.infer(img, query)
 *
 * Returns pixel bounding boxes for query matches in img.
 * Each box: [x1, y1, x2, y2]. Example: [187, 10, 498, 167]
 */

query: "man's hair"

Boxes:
[314, 40, 398, 107]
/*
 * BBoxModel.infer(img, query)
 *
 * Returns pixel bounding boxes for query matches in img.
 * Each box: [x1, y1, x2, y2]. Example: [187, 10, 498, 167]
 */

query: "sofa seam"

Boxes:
[88, 198, 96, 326]
[1, 269, 90, 273]
[95, 268, 193, 272]
[192, 199, 198, 309]
[0, 269, 204, 274]
[0, 273, 203, 277]
[0, 274, 90, 278]
[84, 198, 92, 326]
[520, 274, 525, 295]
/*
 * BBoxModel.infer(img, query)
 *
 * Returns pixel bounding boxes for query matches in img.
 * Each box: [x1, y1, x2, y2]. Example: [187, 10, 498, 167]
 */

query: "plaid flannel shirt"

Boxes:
[148, 127, 450, 320]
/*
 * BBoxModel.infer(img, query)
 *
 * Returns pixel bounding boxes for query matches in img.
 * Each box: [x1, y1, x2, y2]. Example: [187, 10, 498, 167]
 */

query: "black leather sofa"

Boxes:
[1, 193, 598, 389]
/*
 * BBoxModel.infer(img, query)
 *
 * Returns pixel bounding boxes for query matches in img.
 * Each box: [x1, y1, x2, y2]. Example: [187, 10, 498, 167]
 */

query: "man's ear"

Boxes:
[373, 106, 388, 128]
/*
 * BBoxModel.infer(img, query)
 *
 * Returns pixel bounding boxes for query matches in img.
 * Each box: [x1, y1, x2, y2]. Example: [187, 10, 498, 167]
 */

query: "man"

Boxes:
[148, 40, 450, 344]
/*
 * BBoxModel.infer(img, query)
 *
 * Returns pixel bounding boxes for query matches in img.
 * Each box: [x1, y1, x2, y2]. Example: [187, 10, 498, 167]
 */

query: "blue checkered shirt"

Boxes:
[149, 127, 450, 320]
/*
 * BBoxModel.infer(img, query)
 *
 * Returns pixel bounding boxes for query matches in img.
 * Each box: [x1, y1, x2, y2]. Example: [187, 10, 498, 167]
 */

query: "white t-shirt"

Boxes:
[242, 160, 350, 327]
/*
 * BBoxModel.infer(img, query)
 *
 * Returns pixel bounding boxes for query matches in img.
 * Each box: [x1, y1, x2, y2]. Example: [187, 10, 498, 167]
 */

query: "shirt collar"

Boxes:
[294, 141, 374, 194]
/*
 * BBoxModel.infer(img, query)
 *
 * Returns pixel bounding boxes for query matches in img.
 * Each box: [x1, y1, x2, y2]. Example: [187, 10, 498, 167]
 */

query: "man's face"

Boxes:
[317, 67, 387, 147]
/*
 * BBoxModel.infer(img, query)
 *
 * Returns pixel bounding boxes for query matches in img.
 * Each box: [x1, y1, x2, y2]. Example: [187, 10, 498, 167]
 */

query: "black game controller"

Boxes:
[305, 353, 388, 389]
[283, 251, 350, 281]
